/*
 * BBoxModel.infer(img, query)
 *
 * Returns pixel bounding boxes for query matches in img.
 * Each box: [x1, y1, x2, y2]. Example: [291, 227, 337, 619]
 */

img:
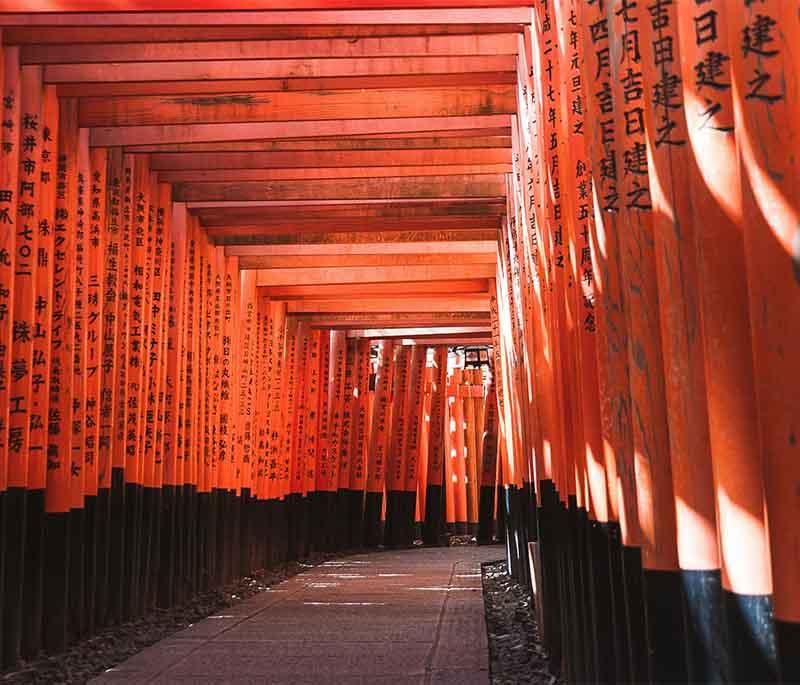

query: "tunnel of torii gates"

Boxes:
[0, 0, 797, 683]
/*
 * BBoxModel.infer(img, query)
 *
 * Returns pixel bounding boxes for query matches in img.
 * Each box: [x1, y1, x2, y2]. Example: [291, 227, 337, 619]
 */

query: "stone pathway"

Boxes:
[92, 546, 502, 684]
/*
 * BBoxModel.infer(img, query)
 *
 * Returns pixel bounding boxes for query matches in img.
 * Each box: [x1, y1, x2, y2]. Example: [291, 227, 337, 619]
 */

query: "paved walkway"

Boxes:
[92, 546, 502, 684]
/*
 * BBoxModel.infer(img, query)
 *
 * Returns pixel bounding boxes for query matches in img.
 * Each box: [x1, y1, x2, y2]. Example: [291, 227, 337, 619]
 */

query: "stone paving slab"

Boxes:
[92, 545, 502, 684]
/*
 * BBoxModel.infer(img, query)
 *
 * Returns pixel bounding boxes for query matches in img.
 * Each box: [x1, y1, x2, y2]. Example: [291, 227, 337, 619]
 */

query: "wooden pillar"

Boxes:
[728, 1, 799, 678]
[423, 345, 448, 546]
[364, 339, 394, 547]
[402, 344, 426, 544]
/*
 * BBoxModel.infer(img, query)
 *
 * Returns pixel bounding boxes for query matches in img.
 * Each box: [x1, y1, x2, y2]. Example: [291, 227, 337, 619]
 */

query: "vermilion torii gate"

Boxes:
[0, 2, 798, 683]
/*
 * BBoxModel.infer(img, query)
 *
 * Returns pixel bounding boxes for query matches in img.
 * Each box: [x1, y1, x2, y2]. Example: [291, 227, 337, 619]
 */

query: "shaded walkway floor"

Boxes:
[93, 546, 502, 684]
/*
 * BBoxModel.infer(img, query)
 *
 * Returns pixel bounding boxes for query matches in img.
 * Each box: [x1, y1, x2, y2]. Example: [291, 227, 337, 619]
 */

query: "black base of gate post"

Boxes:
[423, 484, 446, 546]
[622, 545, 649, 684]
[477, 485, 494, 544]
[2, 488, 26, 668]
[68, 504, 86, 641]
[724, 590, 778, 683]
[363, 491, 383, 548]
[94, 485, 111, 625]
[286, 492, 300, 561]
[644, 568, 689, 683]
[22, 488, 45, 659]
[681, 568, 728, 682]
[776, 619, 800, 682]
[42, 511, 70, 654]
[239, 487, 251, 573]
[123, 482, 142, 619]
[108, 468, 126, 622]
[590, 522, 616, 685]
[158, 484, 176, 608]
[346, 489, 364, 549]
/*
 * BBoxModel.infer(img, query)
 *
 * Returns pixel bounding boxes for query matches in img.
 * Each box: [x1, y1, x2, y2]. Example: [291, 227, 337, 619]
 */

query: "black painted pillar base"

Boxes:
[238, 488, 251, 574]
[42, 511, 70, 654]
[363, 491, 383, 548]
[724, 589, 778, 682]
[681, 568, 728, 682]
[123, 482, 142, 619]
[158, 484, 176, 608]
[2, 487, 26, 669]
[68, 504, 86, 641]
[83, 493, 98, 629]
[346, 489, 364, 550]
[94, 485, 111, 627]
[383, 490, 402, 549]
[423, 484, 446, 546]
[776, 618, 800, 682]
[22, 488, 45, 659]
[107, 468, 126, 623]
[590, 522, 617, 685]
[477, 485, 495, 544]
[622, 545, 649, 683]
[644, 568, 689, 683]
[286, 492, 301, 560]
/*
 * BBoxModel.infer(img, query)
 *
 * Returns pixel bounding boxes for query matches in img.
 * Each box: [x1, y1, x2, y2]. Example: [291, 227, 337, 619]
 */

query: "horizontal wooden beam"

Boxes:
[149, 148, 509, 170]
[125, 134, 512, 153]
[23, 33, 518, 63]
[57, 72, 517, 98]
[192, 197, 505, 222]
[46, 55, 516, 84]
[228, 240, 495, 255]
[204, 218, 499, 241]
[239, 253, 495, 269]
[78, 85, 515, 127]
[172, 174, 506, 202]
[394, 336, 492, 345]
[90, 114, 512, 146]
[258, 279, 489, 299]
[4, 24, 523, 46]
[285, 295, 489, 313]
[295, 311, 491, 328]
[2, 9, 533, 26]
[211, 229, 498, 246]
[159, 165, 511, 183]
[256, 264, 495, 286]
[346, 326, 488, 338]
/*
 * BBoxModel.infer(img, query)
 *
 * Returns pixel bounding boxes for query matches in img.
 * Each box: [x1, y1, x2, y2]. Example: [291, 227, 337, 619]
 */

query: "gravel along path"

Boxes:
[482, 559, 561, 685]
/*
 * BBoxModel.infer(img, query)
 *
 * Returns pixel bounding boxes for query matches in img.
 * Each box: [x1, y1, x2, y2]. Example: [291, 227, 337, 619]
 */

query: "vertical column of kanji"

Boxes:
[0, 46, 14, 664]
[531, 5, 574, 510]
[95, 147, 120, 629]
[16, 79, 53, 660]
[575, 4, 639, 680]
[364, 339, 394, 547]
[265, 301, 285, 565]
[297, 328, 319, 556]
[182, 219, 200, 595]
[609, 1, 680, 680]
[147, 184, 171, 607]
[198, 230, 211, 580]
[552, 3, 602, 680]
[402, 344, 426, 546]
[478, 373, 498, 545]
[321, 329, 343, 551]
[157, 201, 186, 609]
[634, 1, 724, 679]
[121, 154, 147, 618]
[348, 338, 370, 548]
[0, 61, 39, 668]
[674, 4, 777, 681]
[217, 256, 236, 580]
[423, 345, 448, 546]
[337, 338, 359, 549]
[235, 269, 255, 574]
[250, 295, 269, 571]
[310, 328, 330, 554]
[205, 245, 222, 585]
[336, 337, 355, 549]
[286, 321, 307, 556]
[107, 151, 132, 622]
[41, 95, 76, 654]
[278, 315, 298, 548]
[384, 344, 409, 548]
[728, 2, 799, 679]
[80, 145, 106, 637]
